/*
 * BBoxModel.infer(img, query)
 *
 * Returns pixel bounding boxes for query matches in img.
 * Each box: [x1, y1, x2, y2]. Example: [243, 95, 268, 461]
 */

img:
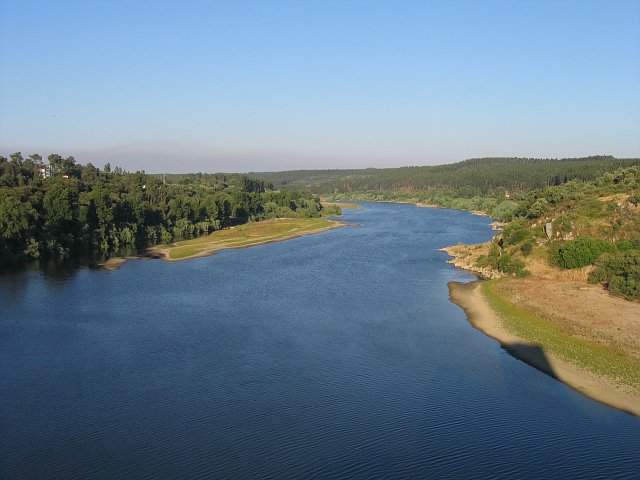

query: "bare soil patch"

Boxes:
[496, 279, 640, 360]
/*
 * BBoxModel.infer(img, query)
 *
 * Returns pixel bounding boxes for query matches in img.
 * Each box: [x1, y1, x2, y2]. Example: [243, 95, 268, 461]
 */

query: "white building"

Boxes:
[37, 165, 52, 179]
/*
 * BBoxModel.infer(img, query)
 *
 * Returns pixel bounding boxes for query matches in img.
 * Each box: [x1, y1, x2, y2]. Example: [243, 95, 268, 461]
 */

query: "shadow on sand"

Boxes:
[502, 343, 557, 379]
[447, 280, 640, 417]
[447, 281, 558, 380]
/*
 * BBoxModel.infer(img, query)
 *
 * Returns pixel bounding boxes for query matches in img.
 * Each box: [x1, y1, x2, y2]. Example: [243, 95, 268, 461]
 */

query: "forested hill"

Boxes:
[0, 153, 323, 267]
[249, 156, 640, 194]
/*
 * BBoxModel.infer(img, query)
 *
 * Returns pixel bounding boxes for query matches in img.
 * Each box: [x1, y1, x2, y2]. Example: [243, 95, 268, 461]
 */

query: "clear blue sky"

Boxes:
[1, 0, 639, 172]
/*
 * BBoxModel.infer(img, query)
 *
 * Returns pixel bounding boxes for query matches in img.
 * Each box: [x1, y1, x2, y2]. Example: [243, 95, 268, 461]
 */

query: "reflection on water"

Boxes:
[1, 203, 639, 479]
[0, 245, 140, 283]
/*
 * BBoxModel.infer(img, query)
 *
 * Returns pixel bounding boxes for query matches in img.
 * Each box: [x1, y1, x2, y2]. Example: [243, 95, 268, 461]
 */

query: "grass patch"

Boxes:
[164, 218, 341, 260]
[482, 279, 640, 393]
[321, 202, 361, 209]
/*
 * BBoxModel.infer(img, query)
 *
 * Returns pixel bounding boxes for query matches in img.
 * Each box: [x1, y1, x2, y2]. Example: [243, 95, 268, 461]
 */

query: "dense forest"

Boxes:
[249, 156, 640, 195]
[285, 156, 640, 222]
[0, 153, 323, 266]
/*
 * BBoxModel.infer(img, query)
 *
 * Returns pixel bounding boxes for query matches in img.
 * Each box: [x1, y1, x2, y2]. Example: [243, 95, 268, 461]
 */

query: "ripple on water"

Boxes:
[1, 203, 639, 479]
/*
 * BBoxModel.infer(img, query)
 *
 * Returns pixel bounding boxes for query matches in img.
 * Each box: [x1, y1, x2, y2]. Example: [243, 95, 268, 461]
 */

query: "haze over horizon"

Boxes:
[1, 0, 639, 173]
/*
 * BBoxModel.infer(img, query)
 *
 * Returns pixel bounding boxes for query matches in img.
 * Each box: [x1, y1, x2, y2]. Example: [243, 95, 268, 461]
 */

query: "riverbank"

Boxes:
[448, 280, 640, 416]
[147, 217, 347, 262]
[440, 243, 503, 279]
[320, 201, 361, 209]
[98, 218, 347, 269]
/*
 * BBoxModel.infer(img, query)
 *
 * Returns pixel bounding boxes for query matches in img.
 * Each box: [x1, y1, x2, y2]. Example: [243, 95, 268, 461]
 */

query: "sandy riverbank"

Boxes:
[449, 281, 640, 417]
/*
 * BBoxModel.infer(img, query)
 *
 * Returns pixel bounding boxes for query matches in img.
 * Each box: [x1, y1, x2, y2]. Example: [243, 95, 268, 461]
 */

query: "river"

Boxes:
[1, 202, 639, 479]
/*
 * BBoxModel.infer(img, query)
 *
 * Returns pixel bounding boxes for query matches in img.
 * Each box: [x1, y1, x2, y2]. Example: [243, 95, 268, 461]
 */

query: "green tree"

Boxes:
[43, 186, 79, 232]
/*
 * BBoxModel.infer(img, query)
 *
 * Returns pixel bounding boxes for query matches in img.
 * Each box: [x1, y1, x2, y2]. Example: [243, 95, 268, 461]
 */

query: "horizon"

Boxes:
[1, 0, 639, 172]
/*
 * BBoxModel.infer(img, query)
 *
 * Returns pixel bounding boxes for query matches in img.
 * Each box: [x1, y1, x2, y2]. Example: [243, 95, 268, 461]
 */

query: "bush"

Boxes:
[549, 237, 613, 269]
[476, 243, 528, 276]
[476, 254, 490, 268]
[527, 198, 549, 219]
[589, 251, 640, 300]
[488, 243, 501, 262]
[617, 240, 633, 252]
[476, 244, 500, 270]
[322, 205, 342, 216]
[497, 253, 527, 276]
[502, 222, 530, 246]
[610, 275, 640, 301]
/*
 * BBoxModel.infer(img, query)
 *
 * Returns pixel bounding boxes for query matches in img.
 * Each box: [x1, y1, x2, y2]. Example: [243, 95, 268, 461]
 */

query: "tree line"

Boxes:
[0, 153, 323, 266]
[249, 156, 640, 195]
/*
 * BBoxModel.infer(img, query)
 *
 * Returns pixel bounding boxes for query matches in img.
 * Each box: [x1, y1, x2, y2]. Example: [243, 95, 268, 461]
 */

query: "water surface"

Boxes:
[1, 203, 639, 479]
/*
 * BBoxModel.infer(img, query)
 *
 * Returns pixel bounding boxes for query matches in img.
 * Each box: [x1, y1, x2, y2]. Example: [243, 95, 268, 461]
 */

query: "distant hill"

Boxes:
[249, 156, 640, 194]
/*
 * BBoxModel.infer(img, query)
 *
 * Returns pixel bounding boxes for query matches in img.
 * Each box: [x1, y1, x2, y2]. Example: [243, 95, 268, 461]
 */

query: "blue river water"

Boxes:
[1, 202, 639, 479]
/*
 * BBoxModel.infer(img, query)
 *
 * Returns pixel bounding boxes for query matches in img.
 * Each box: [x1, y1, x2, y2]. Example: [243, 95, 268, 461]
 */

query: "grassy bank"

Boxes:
[149, 218, 345, 261]
[482, 280, 640, 393]
[320, 201, 361, 209]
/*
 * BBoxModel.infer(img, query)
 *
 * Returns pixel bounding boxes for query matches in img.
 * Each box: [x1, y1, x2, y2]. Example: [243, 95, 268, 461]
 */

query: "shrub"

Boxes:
[476, 254, 490, 268]
[527, 198, 549, 219]
[589, 251, 640, 300]
[488, 243, 501, 261]
[477, 244, 500, 270]
[610, 275, 640, 301]
[502, 222, 530, 246]
[549, 237, 613, 269]
[497, 253, 527, 276]
[322, 205, 342, 216]
[617, 240, 633, 252]
[476, 244, 528, 276]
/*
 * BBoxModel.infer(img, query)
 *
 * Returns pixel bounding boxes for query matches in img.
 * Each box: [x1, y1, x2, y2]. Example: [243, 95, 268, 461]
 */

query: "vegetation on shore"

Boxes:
[0, 153, 332, 267]
[446, 166, 640, 300]
[450, 167, 640, 300]
[151, 218, 344, 261]
[443, 165, 640, 406]
[590, 251, 640, 300]
[482, 280, 640, 393]
[320, 201, 361, 217]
